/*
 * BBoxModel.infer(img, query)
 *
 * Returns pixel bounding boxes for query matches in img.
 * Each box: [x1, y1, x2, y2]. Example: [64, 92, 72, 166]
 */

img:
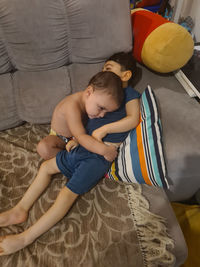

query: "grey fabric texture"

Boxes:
[64, 0, 132, 63]
[0, 0, 132, 129]
[14, 67, 71, 123]
[69, 63, 104, 93]
[142, 184, 188, 267]
[135, 64, 185, 95]
[0, 0, 132, 70]
[0, 27, 13, 73]
[0, 0, 70, 71]
[0, 73, 23, 130]
[155, 88, 200, 201]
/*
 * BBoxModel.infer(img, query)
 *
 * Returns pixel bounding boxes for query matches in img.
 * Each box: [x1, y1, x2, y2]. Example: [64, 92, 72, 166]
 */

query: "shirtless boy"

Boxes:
[0, 71, 124, 255]
[37, 52, 140, 160]
[37, 71, 123, 161]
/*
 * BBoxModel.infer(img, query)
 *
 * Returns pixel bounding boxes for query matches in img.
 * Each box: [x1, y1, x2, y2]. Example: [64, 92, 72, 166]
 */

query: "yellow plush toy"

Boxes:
[131, 9, 194, 73]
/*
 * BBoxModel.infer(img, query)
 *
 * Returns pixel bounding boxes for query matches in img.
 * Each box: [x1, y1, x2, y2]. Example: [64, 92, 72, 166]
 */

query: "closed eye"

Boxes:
[98, 106, 105, 111]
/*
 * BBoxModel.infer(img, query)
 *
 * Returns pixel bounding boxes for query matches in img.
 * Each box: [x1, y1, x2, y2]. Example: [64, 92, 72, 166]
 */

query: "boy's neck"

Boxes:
[79, 91, 87, 112]
[123, 81, 128, 88]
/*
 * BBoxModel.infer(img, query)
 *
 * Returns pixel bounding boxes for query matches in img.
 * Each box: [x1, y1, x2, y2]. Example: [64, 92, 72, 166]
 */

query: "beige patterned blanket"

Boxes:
[0, 123, 175, 267]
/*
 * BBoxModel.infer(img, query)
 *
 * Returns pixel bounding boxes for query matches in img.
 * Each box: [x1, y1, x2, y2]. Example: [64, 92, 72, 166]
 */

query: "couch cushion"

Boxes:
[0, 73, 23, 130]
[106, 85, 169, 188]
[14, 67, 71, 123]
[66, 0, 132, 63]
[69, 63, 104, 93]
[155, 88, 200, 201]
[0, 0, 132, 70]
[0, 0, 70, 71]
[0, 27, 13, 74]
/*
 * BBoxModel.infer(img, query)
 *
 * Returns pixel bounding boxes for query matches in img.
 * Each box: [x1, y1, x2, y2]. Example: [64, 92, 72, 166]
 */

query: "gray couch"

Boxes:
[0, 0, 131, 128]
[1, 0, 199, 202]
[0, 0, 196, 265]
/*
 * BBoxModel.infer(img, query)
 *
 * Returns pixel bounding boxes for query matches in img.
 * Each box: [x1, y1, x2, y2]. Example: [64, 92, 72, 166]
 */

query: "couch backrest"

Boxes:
[0, 0, 132, 130]
[0, 0, 132, 72]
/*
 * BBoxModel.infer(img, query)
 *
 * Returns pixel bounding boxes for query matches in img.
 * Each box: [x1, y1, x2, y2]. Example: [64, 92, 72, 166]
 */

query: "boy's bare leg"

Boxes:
[37, 135, 66, 160]
[0, 187, 78, 255]
[0, 157, 59, 227]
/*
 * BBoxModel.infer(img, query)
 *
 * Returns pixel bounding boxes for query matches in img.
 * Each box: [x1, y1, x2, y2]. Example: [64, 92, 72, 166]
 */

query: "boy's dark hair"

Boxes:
[106, 51, 141, 87]
[88, 71, 124, 107]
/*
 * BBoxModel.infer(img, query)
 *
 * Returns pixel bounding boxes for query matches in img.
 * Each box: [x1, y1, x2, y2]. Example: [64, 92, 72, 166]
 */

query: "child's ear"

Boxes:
[121, 70, 132, 82]
[86, 85, 94, 96]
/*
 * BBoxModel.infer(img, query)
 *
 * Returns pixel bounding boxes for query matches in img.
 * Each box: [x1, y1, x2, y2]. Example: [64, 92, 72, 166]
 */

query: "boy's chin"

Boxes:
[88, 115, 95, 119]
[88, 115, 98, 119]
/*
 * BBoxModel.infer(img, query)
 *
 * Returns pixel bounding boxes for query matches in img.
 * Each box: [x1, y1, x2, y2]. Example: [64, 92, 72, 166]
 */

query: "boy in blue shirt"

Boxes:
[57, 52, 140, 195]
[68, 52, 141, 150]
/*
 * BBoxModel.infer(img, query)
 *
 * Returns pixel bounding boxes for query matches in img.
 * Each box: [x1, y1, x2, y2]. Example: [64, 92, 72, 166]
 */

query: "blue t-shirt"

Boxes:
[86, 86, 140, 143]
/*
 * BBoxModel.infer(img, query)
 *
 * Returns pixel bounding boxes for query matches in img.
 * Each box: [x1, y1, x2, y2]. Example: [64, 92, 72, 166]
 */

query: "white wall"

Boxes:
[170, 0, 200, 42]
[190, 0, 200, 41]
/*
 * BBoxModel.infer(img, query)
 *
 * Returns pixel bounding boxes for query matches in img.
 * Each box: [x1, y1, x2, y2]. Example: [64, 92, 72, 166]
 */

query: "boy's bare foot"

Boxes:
[0, 234, 26, 255]
[0, 206, 28, 227]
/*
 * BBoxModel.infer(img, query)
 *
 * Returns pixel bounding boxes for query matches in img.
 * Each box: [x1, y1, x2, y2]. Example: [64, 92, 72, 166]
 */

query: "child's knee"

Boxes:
[36, 139, 44, 154]
[37, 139, 50, 160]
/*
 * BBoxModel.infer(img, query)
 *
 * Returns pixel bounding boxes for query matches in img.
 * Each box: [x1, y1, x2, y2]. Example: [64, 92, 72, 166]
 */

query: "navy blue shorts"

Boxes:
[56, 146, 111, 195]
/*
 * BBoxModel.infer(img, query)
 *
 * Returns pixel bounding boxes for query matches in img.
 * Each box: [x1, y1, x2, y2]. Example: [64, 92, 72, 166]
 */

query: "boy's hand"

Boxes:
[66, 139, 79, 152]
[92, 126, 107, 142]
[103, 145, 118, 162]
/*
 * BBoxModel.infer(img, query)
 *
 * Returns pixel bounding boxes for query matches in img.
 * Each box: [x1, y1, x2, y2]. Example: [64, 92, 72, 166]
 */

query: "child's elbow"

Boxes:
[131, 115, 140, 129]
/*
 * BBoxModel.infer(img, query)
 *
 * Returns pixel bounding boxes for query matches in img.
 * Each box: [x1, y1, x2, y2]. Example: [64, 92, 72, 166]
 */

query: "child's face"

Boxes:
[103, 60, 124, 79]
[103, 60, 132, 87]
[85, 87, 119, 119]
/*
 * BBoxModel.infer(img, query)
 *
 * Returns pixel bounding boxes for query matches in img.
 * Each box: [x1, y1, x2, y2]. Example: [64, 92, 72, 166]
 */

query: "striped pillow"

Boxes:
[105, 85, 169, 188]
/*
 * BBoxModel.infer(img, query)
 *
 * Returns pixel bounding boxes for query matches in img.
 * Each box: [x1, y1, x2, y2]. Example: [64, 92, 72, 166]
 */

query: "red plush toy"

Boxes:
[131, 9, 194, 73]
[135, 0, 161, 8]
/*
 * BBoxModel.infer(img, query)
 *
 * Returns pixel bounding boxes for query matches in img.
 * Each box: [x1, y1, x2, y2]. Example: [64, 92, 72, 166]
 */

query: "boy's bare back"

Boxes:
[51, 92, 87, 138]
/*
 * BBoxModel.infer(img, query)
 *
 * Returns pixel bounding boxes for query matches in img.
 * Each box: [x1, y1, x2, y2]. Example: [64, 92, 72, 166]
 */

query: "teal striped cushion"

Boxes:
[106, 85, 169, 188]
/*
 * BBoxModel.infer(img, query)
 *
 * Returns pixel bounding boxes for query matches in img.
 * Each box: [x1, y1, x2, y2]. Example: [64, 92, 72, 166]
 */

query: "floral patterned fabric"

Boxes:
[0, 123, 174, 267]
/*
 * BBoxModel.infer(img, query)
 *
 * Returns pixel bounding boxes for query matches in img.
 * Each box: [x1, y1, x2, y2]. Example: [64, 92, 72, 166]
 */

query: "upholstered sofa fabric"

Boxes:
[0, 0, 70, 71]
[155, 88, 200, 201]
[0, 73, 23, 130]
[14, 67, 71, 123]
[0, 0, 132, 130]
[68, 63, 104, 93]
[0, 29, 13, 73]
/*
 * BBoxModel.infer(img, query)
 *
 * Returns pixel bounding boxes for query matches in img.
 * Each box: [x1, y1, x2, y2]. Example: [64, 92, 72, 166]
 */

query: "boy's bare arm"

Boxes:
[77, 134, 118, 162]
[66, 138, 79, 152]
[92, 99, 140, 141]
[65, 101, 118, 162]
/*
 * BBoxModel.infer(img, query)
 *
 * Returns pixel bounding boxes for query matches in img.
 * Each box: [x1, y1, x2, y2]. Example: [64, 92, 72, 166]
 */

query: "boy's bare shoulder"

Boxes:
[58, 92, 83, 113]
[62, 92, 78, 102]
